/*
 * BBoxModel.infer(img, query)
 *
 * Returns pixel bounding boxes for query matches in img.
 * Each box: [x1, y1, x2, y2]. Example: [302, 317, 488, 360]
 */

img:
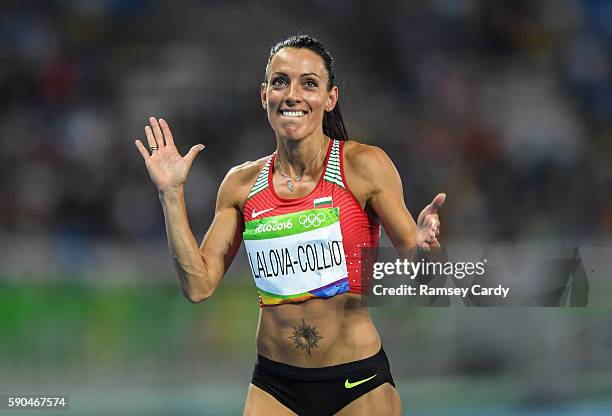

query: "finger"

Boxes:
[149, 116, 165, 147]
[417, 193, 446, 225]
[145, 125, 157, 150]
[159, 118, 175, 146]
[135, 139, 150, 160]
[428, 230, 436, 241]
[423, 215, 439, 228]
[417, 204, 437, 225]
[417, 207, 430, 226]
[431, 193, 446, 210]
[430, 218, 440, 231]
[184, 144, 206, 168]
[420, 214, 439, 230]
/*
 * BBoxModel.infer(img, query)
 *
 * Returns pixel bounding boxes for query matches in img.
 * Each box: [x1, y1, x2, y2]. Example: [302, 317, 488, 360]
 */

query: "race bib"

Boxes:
[243, 208, 348, 304]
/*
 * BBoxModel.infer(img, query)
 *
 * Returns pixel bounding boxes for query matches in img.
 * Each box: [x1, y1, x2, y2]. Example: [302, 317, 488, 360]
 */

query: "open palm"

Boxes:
[135, 117, 205, 192]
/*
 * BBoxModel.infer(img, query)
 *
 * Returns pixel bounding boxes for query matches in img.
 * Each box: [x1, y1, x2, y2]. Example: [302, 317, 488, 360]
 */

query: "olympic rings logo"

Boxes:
[299, 213, 327, 228]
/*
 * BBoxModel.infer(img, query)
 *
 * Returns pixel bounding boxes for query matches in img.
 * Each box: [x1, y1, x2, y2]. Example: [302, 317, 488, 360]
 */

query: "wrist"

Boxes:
[158, 185, 184, 201]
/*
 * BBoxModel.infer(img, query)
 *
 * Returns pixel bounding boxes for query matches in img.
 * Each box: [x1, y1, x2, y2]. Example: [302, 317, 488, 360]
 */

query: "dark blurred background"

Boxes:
[1, 1, 611, 415]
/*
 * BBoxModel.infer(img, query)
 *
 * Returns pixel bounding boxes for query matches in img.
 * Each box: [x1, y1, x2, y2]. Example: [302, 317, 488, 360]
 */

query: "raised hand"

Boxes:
[134, 117, 205, 193]
[416, 193, 446, 250]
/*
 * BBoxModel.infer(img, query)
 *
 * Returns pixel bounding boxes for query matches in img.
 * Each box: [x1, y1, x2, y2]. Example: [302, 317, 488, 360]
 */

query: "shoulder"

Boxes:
[224, 156, 269, 186]
[342, 139, 401, 203]
[343, 140, 396, 178]
[217, 155, 271, 209]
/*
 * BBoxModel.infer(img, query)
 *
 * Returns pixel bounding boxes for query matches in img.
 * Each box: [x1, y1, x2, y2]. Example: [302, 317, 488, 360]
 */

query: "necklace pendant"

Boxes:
[287, 179, 294, 192]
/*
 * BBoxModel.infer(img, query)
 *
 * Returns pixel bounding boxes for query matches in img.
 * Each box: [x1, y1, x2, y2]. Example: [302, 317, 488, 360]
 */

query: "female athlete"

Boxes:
[135, 35, 445, 415]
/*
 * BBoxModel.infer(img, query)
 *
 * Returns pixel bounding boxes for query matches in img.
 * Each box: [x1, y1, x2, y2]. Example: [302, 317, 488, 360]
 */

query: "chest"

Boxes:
[271, 170, 321, 200]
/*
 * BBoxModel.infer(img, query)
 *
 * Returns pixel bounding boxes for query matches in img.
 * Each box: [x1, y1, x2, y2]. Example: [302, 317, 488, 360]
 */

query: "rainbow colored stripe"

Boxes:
[259, 278, 349, 306]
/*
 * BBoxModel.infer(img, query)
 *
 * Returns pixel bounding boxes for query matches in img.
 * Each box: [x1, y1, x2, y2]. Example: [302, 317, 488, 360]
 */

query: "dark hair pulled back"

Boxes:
[265, 35, 348, 141]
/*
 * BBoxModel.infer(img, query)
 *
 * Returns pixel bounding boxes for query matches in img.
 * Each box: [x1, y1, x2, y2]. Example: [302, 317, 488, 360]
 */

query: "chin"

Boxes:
[276, 125, 311, 141]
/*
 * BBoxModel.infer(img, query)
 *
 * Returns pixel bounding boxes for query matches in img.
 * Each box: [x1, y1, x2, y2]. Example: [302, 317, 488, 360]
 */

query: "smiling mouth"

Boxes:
[279, 110, 308, 118]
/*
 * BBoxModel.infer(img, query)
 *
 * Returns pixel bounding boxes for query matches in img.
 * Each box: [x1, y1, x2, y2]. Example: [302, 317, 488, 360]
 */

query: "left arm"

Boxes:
[343, 141, 445, 252]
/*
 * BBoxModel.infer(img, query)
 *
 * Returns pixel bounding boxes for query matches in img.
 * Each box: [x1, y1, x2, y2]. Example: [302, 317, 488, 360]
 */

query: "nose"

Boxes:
[285, 80, 302, 105]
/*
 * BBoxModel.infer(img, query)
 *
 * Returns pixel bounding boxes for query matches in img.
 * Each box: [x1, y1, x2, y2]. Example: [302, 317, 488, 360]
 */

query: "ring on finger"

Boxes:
[150, 145, 158, 153]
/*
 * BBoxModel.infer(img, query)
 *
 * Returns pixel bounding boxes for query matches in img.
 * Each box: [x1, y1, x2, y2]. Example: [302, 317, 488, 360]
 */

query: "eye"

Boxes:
[304, 79, 318, 88]
[271, 77, 287, 87]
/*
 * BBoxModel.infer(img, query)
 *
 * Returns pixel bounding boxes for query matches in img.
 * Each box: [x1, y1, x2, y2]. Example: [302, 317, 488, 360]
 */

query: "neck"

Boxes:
[275, 131, 327, 176]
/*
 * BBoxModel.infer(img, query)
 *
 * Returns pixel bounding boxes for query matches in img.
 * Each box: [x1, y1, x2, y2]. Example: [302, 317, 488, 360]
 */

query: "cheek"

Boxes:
[266, 91, 282, 106]
[307, 94, 327, 111]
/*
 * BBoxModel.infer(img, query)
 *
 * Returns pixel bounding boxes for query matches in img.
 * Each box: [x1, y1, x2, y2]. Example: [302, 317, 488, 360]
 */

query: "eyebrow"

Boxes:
[270, 72, 321, 79]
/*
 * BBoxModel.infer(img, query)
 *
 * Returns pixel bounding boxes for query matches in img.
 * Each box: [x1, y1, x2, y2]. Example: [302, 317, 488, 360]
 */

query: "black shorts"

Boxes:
[251, 347, 396, 416]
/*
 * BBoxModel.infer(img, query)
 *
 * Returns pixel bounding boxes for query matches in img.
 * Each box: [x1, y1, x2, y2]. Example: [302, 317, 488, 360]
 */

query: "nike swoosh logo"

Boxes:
[344, 374, 377, 389]
[252, 207, 274, 218]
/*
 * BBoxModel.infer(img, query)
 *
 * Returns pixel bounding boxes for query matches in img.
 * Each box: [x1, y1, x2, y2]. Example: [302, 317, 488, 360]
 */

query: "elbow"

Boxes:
[179, 262, 220, 303]
[183, 288, 214, 304]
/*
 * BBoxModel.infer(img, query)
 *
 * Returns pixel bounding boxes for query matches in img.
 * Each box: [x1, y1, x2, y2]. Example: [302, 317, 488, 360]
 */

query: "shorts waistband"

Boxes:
[255, 347, 389, 381]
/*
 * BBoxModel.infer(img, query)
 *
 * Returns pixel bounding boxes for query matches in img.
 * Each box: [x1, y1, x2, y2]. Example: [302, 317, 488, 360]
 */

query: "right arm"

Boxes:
[159, 171, 244, 303]
[135, 117, 246, 303]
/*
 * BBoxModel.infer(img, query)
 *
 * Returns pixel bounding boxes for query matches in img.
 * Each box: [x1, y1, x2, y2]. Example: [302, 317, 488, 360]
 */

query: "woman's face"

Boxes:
[261, 47, 338, 141]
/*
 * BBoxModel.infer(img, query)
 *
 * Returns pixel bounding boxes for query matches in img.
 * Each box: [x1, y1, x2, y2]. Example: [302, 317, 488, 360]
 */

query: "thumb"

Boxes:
[184, 144, 205, 167]
[417, 193, 446, 225]
[431, 193, 446, 210]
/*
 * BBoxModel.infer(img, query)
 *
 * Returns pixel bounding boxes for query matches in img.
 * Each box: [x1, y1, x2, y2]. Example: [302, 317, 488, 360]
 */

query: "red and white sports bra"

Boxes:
[243, 139, 380, 307]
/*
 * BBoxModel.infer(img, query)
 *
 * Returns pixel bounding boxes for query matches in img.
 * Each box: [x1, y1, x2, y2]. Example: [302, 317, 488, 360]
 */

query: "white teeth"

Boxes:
[281, 110, 306, 117]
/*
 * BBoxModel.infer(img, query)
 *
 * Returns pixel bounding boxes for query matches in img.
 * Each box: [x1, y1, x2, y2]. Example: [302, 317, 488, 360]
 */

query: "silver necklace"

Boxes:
[277, 137, 327, 192]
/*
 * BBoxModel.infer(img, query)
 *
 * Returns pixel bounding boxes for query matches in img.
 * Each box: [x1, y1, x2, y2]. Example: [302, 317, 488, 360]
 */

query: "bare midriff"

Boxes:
[256, 292, 381, 367]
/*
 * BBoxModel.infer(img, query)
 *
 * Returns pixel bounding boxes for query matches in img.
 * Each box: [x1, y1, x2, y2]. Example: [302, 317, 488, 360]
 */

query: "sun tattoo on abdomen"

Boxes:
[288, 318, 323, 354]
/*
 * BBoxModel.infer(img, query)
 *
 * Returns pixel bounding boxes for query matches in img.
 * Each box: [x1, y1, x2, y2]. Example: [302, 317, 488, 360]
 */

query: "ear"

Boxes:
[325, 85, 339, 112]
[260, 82, 267, 109]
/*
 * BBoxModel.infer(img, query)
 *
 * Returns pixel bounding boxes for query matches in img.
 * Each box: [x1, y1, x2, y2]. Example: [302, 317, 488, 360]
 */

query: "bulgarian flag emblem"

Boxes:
[314, 196, 333, 208]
